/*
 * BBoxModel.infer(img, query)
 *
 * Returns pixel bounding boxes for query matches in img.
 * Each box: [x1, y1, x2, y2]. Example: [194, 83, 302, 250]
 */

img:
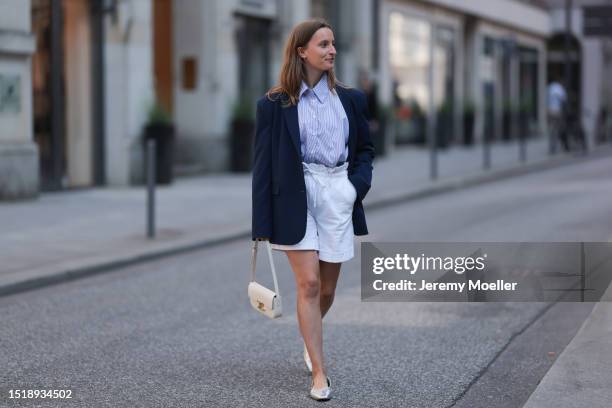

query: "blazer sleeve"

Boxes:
[251, 98, 273, 240]
[348, 89, 375, 201]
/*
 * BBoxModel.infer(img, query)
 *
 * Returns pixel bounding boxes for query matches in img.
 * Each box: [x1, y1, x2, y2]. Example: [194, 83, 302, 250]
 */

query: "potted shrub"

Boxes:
[483, 99, 495, 143]
[374, 104, 393, 157]
[436, 100, 453, 148]
[394, 102, 412, 145]
[230, 96, 255, 172]
[143, 101, 175, 184]
[463, 100, 475, 146]
[502, 100, 516, 141]
[518, 98, 533, 139]
[407, 100, 426, 144]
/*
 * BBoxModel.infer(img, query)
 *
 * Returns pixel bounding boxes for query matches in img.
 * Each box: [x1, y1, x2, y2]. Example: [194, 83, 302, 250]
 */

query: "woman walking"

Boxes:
[251, 19, 374, 401]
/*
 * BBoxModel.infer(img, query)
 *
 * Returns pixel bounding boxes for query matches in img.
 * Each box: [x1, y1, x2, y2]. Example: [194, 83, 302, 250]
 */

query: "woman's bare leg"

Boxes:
[319, 260, 341, 318]
[285, 250, 328, 389]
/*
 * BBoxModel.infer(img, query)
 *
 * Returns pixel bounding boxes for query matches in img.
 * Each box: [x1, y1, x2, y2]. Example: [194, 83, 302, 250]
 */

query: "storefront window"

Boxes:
[389, 11, 431, 143]
[389, 12, 430, 109]
[519, 47, 539, 128]
[500, 38, 514, 140]
[434, 26, 455, 146]
[481, 36, 497, 142]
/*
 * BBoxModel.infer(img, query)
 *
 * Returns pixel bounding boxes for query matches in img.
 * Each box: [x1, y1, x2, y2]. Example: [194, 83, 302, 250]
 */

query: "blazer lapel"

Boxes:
[337, 86, 356, 164]
[282, 103, 302, 160]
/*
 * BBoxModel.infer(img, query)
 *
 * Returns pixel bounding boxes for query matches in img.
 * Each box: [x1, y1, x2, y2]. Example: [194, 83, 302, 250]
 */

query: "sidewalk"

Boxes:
[523, 284, 612, 408]
[0, 137, 608, 297]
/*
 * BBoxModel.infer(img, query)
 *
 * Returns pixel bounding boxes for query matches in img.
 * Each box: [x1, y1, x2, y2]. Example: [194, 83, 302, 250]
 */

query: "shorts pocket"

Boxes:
[344, 177, 357, 204]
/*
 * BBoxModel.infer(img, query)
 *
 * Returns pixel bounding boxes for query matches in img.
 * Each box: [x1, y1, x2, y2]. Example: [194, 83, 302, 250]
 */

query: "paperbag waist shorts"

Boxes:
[271, 162, 357, 263]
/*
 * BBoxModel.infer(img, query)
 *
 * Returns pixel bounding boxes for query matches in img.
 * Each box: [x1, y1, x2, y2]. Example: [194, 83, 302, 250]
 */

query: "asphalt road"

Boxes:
[1, 157, 611, 407]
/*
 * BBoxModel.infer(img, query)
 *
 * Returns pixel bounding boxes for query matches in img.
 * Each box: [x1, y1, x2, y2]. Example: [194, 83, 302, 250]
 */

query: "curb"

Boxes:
[2, 147, 612, 297]
[0, 231, 251, 297]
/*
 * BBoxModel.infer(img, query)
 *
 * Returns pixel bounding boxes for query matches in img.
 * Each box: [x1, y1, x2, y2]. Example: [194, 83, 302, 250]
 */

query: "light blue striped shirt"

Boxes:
[298, 73, 349, 167]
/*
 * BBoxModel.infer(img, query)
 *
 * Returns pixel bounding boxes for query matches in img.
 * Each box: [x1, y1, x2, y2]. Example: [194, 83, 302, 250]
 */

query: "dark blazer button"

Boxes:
[299, 189, 305, 192]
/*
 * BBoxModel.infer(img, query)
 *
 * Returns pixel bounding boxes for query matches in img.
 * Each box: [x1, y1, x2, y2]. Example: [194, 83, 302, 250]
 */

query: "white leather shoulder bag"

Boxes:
[248, 240, 282, 318]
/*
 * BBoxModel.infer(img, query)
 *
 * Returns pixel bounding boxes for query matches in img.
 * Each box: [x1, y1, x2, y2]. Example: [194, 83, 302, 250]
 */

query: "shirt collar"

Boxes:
[299, 73, 329, 103]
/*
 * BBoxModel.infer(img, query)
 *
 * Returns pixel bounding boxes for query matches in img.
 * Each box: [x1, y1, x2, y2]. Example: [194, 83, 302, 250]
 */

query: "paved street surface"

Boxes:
[1, 157, 611, 407]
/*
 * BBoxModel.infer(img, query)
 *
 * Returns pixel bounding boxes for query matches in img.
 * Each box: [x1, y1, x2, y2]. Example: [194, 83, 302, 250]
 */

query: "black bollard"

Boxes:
[147, 139, 156, 239]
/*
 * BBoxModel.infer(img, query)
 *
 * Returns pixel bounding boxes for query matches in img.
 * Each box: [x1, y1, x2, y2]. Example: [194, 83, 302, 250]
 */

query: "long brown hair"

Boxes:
[266, 19, 340, 106]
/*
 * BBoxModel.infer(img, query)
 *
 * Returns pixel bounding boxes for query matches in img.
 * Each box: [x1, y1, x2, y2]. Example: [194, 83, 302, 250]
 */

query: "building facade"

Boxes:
[0, 0, 569, 200]
[544, 0, 612, 147]
[170, 0, 551, 171]
[170, 0, 310, 174]
[0, 0, 37, 199]
[375, 0, 549, 147]
[27, 0, 107, 192]
[146, 0, 552, 176]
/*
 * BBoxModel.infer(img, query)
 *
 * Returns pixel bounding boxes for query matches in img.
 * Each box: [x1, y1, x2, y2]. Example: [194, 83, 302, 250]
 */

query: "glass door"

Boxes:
[31, 0, 66, 191]
[236, 16, 271, 106]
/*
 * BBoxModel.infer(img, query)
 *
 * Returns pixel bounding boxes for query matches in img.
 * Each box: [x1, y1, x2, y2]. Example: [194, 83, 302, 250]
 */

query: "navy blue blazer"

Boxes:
[251, 85, 375, 245]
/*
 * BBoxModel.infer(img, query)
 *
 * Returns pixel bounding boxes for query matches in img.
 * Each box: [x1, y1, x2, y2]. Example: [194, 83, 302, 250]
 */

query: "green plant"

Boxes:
[147, 101, 173, 126]
[377, 104, 393, 121]
[437, 100, 452, 115]
[518, 97, 534, 114]
[463, 99, 475, 115]
[232, 96, 255, 122]
[503, 99, 517, 114]
[409, 99, 424, 118]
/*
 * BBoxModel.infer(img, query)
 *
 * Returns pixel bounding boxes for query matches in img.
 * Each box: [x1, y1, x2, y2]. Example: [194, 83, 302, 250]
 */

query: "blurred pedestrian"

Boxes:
[359, 69, 383, 156]
[547, 76, 568, 151]
[358, 69, 378, 122]
[252, 18, 374, 401]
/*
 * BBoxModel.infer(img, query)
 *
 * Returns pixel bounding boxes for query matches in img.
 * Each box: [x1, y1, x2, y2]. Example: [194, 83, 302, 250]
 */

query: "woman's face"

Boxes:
[298, 27, 336, 73]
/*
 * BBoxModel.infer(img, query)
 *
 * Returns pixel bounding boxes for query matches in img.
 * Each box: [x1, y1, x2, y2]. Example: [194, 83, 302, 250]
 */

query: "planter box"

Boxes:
[463, 113, 474, 145]
[230, 119, 255, 172]
[143, 123, 175, 184]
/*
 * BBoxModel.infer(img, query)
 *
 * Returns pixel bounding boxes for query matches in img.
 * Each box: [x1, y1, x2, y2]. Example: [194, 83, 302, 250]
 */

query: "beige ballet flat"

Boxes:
[309, 376, 332, 401]
[303, 343, 312, 373]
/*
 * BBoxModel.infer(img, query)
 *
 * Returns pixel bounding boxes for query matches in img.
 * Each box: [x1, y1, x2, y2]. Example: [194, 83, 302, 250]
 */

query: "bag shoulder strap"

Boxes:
[250, 241, 280, 295]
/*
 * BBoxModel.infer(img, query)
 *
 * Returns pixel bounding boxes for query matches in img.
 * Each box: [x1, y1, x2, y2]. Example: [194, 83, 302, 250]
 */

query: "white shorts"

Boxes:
[271, 162, 357, 263]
